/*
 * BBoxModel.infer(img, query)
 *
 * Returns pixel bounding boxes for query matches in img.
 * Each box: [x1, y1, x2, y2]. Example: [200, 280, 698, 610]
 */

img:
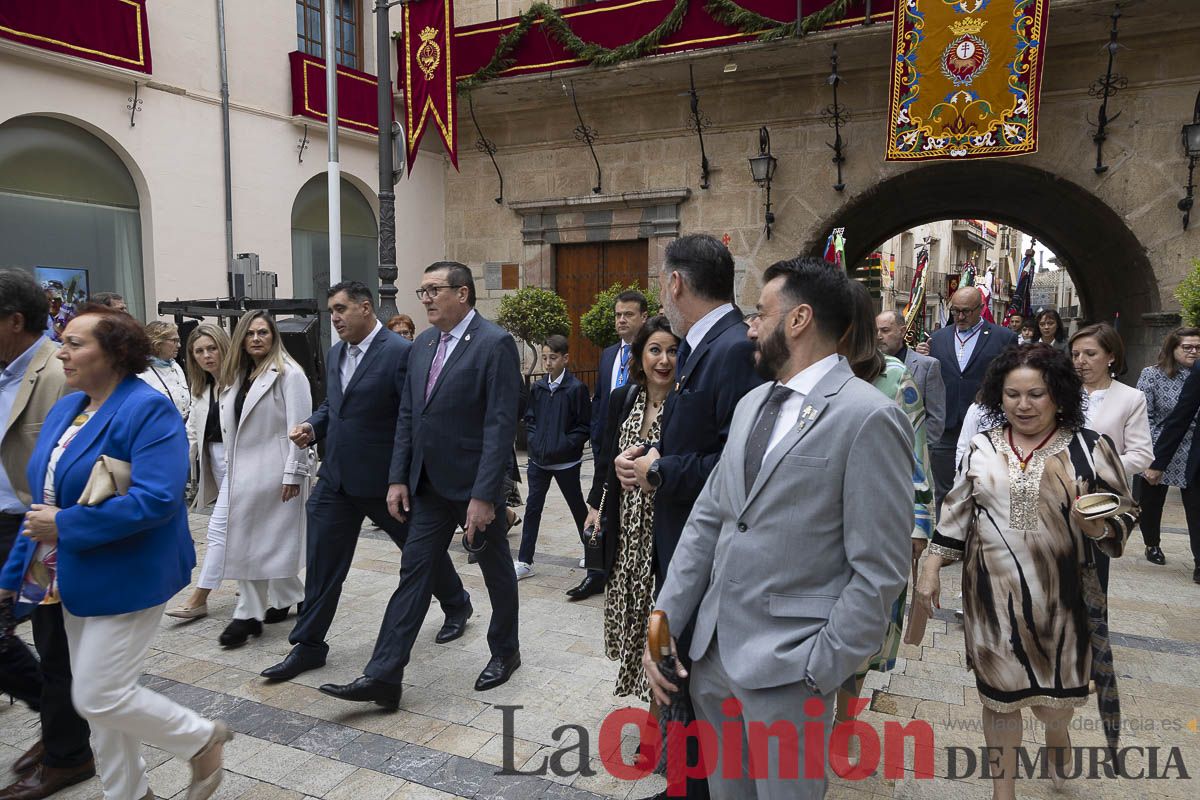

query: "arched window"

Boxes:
[0, 116, 145, 319]
[291, 175, 378, 338]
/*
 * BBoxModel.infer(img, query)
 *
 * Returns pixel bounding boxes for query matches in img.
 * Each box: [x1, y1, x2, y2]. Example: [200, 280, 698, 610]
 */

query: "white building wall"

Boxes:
[0, 0, 443, 321]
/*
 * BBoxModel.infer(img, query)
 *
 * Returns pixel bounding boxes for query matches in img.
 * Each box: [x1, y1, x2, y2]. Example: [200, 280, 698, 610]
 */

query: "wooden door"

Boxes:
[553, 240, 649, 390]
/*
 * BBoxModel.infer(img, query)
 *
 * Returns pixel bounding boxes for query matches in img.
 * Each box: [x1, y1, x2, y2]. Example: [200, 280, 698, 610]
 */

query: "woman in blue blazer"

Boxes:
[0, 308, 230, 800]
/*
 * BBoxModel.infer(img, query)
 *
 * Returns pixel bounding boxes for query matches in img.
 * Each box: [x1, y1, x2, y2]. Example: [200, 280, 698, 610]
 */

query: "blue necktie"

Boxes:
[615, 344, 631, 388]
[675, 339, 692, 380]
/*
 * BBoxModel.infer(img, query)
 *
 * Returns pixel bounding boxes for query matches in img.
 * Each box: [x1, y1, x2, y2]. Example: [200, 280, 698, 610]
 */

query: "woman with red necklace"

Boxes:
[916, 343, 1138, 800]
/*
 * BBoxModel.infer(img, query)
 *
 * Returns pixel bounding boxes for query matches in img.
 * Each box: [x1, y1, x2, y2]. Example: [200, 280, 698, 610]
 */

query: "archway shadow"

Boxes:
[804, 162, 1159, 323]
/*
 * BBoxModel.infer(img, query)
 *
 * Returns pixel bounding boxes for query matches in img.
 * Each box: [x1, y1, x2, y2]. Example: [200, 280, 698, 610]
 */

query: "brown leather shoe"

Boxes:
[10, 741, 42, 777]
[0, 760, 96, 800]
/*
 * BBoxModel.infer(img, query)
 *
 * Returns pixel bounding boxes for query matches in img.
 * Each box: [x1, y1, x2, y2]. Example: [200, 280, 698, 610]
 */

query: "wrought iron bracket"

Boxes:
[1088, 4, 1128, 174]
[297, 124, 310, 164]
[126, 82, 143, 127]
[820, 44, 849, 192]
[468, 92, 504, 205]
[684, 65, 712, 190]
[566, 81, 602, 194]
[1179, 156, 1195, 229]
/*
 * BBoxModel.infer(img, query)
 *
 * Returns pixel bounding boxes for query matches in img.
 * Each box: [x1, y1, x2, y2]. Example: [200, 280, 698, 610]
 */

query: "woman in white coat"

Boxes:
[215, 311, 312, 647]
[1070, 322, 1153, 594]
[167, 323, 231, 620]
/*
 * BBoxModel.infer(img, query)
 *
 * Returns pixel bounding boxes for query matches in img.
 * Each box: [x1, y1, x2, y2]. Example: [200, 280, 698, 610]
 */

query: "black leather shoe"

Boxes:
[263, 606, 291, 624]
[218, 618, 262, 648]
[435, 602, 474, 644]
[318, 676, 401, 710]
[261, 647, 325, 681]
[1193, 566, 1200, 584]
[474, 652, 520, 691]
[1145, 546, 1166, 565]
[565, 575, 605, 601]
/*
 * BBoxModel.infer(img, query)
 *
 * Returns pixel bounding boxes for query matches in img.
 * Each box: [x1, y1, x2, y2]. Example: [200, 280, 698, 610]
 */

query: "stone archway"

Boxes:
[805, 161, 1158, 322]
[802, 160, 1165, 368]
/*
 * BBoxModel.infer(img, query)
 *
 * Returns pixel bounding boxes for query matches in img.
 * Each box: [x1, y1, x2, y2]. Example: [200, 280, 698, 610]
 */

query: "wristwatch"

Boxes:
[646, 459, 663, 489]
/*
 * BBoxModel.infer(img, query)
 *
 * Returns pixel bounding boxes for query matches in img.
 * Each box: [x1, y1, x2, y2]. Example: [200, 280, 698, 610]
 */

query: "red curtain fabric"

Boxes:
[288, 50, 384, 136]
[0, 0, 152, 73]
[452, 0, 893, 82]
[399, 0, 457, 172]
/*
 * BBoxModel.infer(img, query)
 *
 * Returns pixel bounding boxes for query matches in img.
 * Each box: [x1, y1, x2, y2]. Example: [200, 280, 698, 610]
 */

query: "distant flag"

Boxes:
[902, 245, 930, 344]
[824, 228, 846, 269]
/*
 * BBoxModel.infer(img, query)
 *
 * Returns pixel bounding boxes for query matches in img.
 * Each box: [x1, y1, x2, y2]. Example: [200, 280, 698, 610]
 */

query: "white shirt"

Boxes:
[440, 309, 477, 362]
[341, 320, 383, 390]
[953, 319, 986, 371]
[955, 402, 988, 466]
[765, 353, 841, 459]
[685, 303, 736, 352]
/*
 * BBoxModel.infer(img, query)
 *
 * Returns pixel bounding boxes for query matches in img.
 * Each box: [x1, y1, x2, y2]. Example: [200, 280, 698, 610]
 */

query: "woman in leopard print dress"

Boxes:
[584, 317, 679, 700]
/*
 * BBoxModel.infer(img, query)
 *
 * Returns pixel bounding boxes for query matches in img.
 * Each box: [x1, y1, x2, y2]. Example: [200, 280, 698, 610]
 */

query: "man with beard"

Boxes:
[616, 233, 760, 799]
[645, 257, 913, 799]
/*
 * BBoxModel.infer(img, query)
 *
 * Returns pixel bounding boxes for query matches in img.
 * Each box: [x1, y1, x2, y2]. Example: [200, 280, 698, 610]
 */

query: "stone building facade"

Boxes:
[443, 0, 1200, 373]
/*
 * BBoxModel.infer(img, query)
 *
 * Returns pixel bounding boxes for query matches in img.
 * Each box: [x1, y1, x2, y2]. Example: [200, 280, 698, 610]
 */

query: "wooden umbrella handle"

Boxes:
[647, 610, 671, 659]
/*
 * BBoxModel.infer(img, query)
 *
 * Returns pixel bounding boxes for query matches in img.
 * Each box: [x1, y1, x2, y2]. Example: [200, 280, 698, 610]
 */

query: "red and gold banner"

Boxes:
[401, 0, 456, 172]
[0, 0, 151, 73]
[885, 0, 1049, 161]
[288, 51, 384, 136]
[453, 0, 891, 82]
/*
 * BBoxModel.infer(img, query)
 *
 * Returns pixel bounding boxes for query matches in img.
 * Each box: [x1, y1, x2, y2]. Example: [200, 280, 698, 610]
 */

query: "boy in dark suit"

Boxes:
[515, 335, 591, 579]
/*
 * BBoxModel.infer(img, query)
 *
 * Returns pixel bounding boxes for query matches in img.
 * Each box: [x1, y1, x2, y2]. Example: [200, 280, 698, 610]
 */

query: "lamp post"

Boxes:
[1180, 89, 1200, 231]
[375, 1, 406, 322]
[749, 127, 778, 239]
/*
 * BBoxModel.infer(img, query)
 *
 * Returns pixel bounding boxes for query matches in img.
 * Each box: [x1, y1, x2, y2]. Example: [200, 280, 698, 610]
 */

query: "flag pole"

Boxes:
[325, 6, 342, 344]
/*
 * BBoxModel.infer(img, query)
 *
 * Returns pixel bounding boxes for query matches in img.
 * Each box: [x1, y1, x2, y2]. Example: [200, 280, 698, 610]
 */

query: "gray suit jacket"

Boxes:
[655, 359, 914, 694]
[390, 311, 522, 506]
[903, 348, 946, 443]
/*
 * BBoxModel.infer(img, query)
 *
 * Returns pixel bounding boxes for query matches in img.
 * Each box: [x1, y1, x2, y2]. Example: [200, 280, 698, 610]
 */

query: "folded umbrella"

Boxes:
[647, 610, 695, 777]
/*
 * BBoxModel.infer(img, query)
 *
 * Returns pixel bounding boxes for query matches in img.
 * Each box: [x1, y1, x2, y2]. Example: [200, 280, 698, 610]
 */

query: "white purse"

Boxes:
[77, 456, 132, 506]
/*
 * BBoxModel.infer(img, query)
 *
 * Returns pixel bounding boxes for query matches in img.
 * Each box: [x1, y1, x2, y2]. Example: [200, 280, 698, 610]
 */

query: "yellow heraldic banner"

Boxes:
[885, 0, 1050, 161]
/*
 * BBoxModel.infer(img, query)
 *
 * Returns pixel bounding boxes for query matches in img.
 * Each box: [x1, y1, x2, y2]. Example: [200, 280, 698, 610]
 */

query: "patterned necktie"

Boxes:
[615, 344, 631, 388]
[424, 332, 453, 403]
[342, 344, 362, 390]
[743, 383, 795, 491]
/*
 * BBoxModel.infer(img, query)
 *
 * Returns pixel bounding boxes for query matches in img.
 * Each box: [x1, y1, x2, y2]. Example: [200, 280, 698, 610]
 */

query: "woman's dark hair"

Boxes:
[74, 304, 151, 376]
[628, 316, 678, 386]
[977, 343, 1085, 431]
[1070, 322, 1125, 376]
[839, 279, 885, 384]
[1156, 326, 1200, 379]
[1035, 308, 1066, 344]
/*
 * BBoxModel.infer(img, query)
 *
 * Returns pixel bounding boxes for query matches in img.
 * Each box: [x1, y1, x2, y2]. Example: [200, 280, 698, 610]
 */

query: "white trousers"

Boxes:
[234, 576, 305, 621]
[196, 443, 227, 590]
[62, 604, 214, 800]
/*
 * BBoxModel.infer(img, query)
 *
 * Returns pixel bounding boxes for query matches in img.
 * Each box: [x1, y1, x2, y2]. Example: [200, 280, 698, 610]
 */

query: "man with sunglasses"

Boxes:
[921, 287, 1016, 510]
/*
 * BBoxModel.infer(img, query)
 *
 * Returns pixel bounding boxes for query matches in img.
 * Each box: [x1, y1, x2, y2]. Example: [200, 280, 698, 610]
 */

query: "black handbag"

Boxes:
[583, 485, 609, 571]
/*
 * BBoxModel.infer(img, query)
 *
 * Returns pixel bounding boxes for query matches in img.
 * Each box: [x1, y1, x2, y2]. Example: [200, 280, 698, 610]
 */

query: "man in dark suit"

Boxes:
[617, 234, 761, 800]
[262, 281, 471, 682]
[922, 287, 1017, 509]
[591, 290, 648, 462]
[319, 262, 523, 709]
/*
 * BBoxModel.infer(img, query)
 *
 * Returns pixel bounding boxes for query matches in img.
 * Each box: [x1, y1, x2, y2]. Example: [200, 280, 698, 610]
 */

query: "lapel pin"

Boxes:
[802, 405, 816, 420]
[465, 334, 472, 342]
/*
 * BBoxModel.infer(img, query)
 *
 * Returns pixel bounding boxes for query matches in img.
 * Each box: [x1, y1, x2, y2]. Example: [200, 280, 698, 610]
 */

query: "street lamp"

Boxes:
[749, 127, 778, 239]
[1180, 89, 1200, 230]
[375, 0, 406, 321]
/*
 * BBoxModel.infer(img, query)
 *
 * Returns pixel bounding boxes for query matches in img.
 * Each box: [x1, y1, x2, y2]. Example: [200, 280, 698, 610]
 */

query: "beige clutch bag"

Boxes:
[77, 456, 132, 506]
[1073, 492, 1129, 521]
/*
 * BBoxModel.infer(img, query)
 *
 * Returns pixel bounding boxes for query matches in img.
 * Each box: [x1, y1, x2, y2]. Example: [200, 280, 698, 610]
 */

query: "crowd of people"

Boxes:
[0, 238, 1197, 799]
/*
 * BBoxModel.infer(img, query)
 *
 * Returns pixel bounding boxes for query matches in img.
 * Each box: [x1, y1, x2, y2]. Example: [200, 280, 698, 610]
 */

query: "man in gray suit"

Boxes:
[876, 309, 945, 443]
[645, 257, 913, 799]
[319, 262, 523, 709]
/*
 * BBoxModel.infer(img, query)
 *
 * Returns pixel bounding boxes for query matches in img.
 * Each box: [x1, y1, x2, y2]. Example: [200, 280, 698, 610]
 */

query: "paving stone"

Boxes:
[378, 742, 452, 783]
[291, 721, 366, 759]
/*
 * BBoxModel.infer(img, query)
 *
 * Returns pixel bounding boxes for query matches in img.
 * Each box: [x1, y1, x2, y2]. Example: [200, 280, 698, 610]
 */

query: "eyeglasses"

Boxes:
[744, 310, 782, 324]
[949, 305, 982, 316]
[1179, 344, 1200, 353]
[415, 284, 462, 300]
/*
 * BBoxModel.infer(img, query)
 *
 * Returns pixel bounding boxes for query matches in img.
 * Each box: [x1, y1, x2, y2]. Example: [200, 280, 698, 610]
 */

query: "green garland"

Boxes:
[396, 0, 857, 92]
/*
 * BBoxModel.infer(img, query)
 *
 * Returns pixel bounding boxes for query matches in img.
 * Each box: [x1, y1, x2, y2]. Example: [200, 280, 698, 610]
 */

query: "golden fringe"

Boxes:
[978, 692, 1089, 714]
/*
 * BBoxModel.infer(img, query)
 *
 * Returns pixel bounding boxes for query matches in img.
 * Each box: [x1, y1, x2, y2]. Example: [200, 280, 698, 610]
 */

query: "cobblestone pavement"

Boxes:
[2, 456, 1199, 799]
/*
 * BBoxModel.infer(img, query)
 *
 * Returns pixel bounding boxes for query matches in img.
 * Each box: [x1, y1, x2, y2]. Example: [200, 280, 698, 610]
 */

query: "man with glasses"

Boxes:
[318, 262, 523, 709]
[923, 286, 1016, 510]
